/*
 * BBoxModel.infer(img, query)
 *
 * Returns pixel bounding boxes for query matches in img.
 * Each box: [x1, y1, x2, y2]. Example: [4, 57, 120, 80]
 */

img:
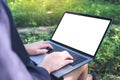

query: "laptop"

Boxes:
[30, 11, 112, 78]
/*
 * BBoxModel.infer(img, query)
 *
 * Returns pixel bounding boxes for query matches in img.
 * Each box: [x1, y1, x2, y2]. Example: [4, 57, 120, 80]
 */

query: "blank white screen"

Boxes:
[52, 13, 110, 56]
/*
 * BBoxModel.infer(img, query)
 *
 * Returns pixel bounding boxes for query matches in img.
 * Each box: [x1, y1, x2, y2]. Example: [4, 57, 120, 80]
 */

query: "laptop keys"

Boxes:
[46, 47, 54, 53]
[50, 43, 87, 66]
[70, 53, 87, 66]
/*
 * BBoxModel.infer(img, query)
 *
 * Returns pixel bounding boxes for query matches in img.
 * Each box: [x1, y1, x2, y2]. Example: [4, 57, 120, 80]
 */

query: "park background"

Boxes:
[7, 0, 120, 80]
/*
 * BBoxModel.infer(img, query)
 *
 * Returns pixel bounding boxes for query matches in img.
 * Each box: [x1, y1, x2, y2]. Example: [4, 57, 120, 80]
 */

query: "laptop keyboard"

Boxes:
[50, 43, 87, 66]
[70, 53, 87, 66]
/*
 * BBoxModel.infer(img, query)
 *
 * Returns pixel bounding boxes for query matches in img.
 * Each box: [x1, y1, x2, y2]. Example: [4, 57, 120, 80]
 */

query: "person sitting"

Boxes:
[0, 0, 92, 80]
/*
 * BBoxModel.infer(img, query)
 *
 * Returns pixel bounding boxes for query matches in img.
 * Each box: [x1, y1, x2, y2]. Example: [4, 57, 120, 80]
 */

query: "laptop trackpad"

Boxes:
[30, 54, 47, 64]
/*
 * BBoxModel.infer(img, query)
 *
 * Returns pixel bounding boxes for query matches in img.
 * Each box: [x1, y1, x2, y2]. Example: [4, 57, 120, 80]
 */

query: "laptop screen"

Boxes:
[52, 12, 111, 56]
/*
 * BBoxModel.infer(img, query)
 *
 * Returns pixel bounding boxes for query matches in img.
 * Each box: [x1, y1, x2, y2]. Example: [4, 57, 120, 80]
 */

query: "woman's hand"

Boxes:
[24, 41, 53, 55]
[38, 51, 73, 73]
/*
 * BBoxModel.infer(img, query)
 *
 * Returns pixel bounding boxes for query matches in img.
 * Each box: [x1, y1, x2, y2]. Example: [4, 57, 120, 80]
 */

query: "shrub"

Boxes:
[8, 0, 48, 27]
[72, 1, 120, 25]
[8, 0, 120, 27]
[89, 24, 120, 79]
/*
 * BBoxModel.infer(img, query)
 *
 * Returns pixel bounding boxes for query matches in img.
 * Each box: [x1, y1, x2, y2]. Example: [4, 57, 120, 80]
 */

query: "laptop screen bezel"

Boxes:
[50, 11, 112, 58]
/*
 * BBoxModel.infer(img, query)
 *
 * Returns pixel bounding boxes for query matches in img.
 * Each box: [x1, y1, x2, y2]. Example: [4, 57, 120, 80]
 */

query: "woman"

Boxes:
[0, 0, 92, 80]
